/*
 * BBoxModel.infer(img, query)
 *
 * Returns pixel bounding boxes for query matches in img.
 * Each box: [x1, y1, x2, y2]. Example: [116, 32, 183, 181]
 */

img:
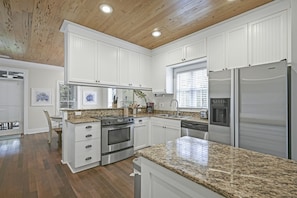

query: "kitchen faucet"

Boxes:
[170, 99, 179, 116]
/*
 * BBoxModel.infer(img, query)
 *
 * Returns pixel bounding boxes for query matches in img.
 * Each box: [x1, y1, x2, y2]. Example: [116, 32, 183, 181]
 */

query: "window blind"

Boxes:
[175, 65, 208, 108]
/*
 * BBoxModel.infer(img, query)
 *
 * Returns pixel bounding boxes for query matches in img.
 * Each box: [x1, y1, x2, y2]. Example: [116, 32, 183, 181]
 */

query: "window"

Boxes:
[174, 62, 208, 109]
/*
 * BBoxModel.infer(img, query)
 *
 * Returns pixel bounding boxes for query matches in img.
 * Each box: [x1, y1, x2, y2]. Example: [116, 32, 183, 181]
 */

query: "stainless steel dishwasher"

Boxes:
[181, 120, 208, 140]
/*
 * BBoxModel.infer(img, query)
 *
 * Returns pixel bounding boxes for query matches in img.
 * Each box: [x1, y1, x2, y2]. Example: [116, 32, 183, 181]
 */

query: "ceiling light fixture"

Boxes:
[100, 4, 113, 13]
[152, 30, 161, 37]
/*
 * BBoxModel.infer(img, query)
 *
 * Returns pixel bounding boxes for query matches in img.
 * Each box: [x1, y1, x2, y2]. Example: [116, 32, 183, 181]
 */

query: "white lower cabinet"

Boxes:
[141, 157, 223, 198]
[134, 117, 149, 151]
[68, 121, 101, 173]
[150, 117, 181, 145]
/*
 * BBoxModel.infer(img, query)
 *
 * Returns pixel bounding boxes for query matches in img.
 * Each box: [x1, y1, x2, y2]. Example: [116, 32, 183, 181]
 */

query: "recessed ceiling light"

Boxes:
[100, 4, 113, 13]
[152, 30, 161, 37]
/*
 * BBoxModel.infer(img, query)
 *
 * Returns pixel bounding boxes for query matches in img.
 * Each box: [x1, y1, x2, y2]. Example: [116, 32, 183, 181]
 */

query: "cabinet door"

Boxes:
[150, 122, 165, 145]
[134, 123, 149, 150]
[119, 48, 130, 86]
[226, 25, 248, 69]
[207, 32, 226, 72]
[184, 39, 206, 61]
[139, 54, 151, 88]
[129, 51, 140, 86]
[165, 126, 181, 142]
[67, 33, 97, 83]
[167, 47, 183, 66]
[98, 42, 119, 85]
[249, 11, 287, 66]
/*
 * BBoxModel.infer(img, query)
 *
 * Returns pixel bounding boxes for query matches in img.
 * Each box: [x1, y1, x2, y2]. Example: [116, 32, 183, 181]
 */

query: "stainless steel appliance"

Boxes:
[146, 102, 154, 113]
[181, 120, 208, 140]
[100, 116, 134, 165]
[132, 157, 141, 198]
[208, 60, 291, 159]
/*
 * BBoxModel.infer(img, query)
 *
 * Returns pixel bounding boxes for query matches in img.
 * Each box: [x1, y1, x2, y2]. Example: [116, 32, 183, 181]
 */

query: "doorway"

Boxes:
[0, 69, 24, 136]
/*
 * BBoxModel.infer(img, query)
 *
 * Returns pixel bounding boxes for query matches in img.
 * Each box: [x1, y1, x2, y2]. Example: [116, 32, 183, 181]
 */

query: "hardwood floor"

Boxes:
[0, 133, 134, 198]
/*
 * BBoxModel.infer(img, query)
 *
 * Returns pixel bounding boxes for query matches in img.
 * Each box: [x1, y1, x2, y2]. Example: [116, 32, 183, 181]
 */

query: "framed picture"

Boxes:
[83, 91, 97, 105]
[31, 88, 52, 106]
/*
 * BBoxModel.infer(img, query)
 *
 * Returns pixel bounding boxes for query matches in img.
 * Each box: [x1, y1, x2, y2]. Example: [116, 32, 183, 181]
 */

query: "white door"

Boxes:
[207, 32, 226, 72]
[150, 123, 165, 145]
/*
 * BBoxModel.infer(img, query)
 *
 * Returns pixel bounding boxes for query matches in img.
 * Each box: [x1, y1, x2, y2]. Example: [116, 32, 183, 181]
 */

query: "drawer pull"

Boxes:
[85, 134, 92, 138]
[85, 125, 92, 129]
[85, 145, 92, 149]
[85, 157, 92, 161]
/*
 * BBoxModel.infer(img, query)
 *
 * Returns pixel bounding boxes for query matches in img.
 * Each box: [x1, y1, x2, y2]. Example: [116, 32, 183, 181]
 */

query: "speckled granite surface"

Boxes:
[66, 117, 101, 124]
[137, 137, 297, 198]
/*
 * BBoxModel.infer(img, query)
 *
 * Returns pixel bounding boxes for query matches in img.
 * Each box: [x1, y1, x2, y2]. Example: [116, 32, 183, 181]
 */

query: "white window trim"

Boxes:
[173, 61, 208, 110]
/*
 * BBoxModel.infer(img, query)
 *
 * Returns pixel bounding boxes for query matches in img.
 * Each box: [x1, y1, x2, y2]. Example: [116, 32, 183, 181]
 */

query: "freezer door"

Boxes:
[238, 61, 288, 158]
[208, 70, 233, 145]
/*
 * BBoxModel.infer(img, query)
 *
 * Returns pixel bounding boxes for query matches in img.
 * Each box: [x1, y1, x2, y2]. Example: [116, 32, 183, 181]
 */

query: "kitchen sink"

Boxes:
[156, 114, 190, 119]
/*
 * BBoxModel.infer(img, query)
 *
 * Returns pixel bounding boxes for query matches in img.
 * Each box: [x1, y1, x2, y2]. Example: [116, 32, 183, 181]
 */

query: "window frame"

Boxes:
[173, 61, 208, 110]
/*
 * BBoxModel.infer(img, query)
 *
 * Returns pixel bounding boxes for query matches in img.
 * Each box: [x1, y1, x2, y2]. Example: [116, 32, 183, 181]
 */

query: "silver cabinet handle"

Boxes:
[85, 157, 92, 161]
[85, 125, 92, 129]
[85, 134, 92, 138]
[85, 145, 92, 149]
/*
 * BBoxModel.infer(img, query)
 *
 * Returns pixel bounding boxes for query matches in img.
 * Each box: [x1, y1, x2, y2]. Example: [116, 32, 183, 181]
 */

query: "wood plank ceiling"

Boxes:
[0, 0, 273, 67]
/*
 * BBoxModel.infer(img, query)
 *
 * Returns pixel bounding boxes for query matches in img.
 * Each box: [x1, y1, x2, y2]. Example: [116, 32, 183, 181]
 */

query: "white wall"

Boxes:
[0, 58, 63, 134]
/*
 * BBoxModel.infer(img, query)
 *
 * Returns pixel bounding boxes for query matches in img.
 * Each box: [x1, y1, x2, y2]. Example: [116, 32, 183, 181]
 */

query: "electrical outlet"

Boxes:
[75, 111, 82, 116]
[160, 103, 164, 107]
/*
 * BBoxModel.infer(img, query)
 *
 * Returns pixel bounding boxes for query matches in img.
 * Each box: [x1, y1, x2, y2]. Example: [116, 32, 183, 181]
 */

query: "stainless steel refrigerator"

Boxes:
[208, 61, 290, 159]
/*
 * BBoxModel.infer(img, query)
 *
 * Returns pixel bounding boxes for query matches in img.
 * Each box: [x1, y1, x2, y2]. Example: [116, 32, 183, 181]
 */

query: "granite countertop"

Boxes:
[137, 137, 297, 198]
[66, 113, 208, 124]
[66, 117, 101, 124]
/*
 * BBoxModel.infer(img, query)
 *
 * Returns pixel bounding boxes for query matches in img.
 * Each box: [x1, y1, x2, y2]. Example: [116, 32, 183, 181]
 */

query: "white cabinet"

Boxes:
[141, 157, 224, 198]
[151, 53, 173, 94]
[139, 54, 152, 88]
[119, 48, 151, 88]
[134, 117, 149, 150]
[67, 33, 97, 84]
[249, 10, 287, 66]
[226, 25, 248, 69]
[208, 11, 288, 72]
[150, 117, 181, 145]
[97, 42, 119, 85]
[167, 39, 206, 66]
[207, 32, 226, 72]
[68, 122, 101, 173]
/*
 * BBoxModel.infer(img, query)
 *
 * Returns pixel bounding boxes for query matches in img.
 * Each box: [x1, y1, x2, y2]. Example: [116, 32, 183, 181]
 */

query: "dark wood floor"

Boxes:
[0, 132, 134, 198]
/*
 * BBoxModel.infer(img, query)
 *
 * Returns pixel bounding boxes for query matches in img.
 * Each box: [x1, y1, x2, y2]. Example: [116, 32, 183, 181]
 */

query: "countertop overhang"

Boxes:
[137, 137, 297, 198]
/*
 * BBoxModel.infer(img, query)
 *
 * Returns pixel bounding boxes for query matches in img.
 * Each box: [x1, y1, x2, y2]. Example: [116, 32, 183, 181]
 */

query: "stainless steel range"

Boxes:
[99, 116, 134, 165]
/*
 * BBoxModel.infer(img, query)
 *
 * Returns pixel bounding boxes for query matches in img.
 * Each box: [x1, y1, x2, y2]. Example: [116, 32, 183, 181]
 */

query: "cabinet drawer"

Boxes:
[75, 139, 100, 167]
[75, 123, 100, 141]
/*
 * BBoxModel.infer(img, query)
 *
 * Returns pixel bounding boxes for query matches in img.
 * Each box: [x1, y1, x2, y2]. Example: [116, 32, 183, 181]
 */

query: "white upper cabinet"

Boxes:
[119, 48, 130, 86]
[97, 41, 119, 85]
[139, 54, 152, 88]
[151, 53, 173, 94]
[207, 33, 226, 72]
[118, 48, 151, 88]
[249, 10, 287, 66]
[226, 25, 248, 69]
[67, 33, 97, 84]
[61, 21, 152, 89]
[166, 39, 206, 66]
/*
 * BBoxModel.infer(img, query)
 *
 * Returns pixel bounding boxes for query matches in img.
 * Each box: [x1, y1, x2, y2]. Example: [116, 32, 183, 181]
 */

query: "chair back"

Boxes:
[43, 110, 53, 143]
[43, 110, 52, 131]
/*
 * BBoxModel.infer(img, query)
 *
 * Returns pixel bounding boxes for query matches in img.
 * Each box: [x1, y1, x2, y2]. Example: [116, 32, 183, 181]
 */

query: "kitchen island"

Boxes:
[137, 137, 297, 198]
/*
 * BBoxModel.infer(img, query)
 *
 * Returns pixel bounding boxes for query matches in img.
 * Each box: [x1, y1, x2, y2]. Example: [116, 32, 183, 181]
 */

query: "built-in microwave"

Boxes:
[210, 98, 230, 127]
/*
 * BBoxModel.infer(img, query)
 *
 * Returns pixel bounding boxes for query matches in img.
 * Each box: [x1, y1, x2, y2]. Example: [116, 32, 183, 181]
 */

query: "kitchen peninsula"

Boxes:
[137, 137, 297, 198]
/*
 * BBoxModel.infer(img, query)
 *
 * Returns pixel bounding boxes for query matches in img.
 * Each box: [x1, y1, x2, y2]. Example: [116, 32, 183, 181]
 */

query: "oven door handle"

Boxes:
[102, 123, 133, 130]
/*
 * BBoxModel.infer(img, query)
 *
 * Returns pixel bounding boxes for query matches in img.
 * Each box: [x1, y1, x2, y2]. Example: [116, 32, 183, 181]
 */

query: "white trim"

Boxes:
[0, 58, 64, 71]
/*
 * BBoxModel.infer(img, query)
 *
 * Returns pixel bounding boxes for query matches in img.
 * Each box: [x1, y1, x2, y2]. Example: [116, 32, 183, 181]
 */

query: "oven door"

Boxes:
[101, 124, 134, 154]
